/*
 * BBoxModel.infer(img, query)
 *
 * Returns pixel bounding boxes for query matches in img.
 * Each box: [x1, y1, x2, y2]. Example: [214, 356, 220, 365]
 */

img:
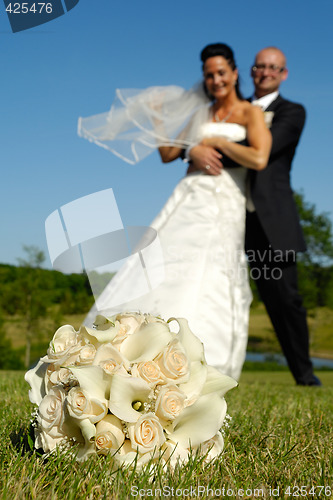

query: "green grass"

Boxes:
[1, 371, 332, 499]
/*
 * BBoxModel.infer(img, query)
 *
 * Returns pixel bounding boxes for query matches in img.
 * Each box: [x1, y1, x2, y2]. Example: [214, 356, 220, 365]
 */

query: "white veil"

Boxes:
[78, 82, 212, 165]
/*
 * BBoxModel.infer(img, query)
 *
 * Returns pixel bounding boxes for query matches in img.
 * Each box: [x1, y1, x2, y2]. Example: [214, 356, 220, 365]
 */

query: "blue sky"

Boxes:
[1, 0, 333, 268]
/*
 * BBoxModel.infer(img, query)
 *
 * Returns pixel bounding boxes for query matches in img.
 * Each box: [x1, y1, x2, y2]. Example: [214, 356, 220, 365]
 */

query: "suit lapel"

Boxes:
[265, 94, 284, 112]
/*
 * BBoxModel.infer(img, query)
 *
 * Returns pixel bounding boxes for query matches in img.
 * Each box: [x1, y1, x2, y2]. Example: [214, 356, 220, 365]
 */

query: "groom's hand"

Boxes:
[187, 145, 223, 176]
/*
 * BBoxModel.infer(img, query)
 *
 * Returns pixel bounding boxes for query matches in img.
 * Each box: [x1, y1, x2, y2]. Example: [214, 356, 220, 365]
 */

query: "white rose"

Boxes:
[66, 386, 107, 424]
[95, 415, 125, 454]
[35, 428, 67, 453]
[76, 344, 96, 365]
[155, 385, 186, 422]
[131, 361, 165, 387]
[112, 327, 129, 348]
[46, 364, 73, 387]
[127, 412, 165, 455]
[36, 386, 71, 452]
[116, 312, 146, 335]
[45, 325, 83, 364]
[97, 360, 126, 376]
[155, 339, 189, 382]
[38, 386, 66, 431]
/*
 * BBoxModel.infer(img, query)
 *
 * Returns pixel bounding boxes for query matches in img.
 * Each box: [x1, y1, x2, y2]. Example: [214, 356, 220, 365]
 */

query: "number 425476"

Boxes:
[5, 3, 53, 14]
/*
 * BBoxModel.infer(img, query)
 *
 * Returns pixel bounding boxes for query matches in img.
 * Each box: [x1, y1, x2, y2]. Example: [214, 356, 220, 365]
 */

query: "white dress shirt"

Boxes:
[251, 91, 279, 110]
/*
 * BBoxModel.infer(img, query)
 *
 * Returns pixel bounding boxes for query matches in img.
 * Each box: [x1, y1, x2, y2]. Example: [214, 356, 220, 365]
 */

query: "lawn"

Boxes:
[1, 371, 332, 499]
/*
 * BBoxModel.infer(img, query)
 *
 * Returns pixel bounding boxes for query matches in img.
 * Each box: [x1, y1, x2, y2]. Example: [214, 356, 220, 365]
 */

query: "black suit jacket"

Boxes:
[245, 95, 307, 253]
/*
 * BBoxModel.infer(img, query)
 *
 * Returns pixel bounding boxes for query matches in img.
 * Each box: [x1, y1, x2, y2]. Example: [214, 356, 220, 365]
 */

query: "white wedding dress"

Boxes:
[85, 122, 252, 380]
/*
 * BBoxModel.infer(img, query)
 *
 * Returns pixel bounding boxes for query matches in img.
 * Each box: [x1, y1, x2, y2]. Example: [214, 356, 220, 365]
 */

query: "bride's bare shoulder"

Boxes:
[233, 101, 256, 125]
[242, 101, 265, 125]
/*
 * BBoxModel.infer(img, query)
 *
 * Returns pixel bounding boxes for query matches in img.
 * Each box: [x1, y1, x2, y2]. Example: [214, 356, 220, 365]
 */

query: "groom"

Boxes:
[245, 47, 320, 386]
[188, 47, 320, 386]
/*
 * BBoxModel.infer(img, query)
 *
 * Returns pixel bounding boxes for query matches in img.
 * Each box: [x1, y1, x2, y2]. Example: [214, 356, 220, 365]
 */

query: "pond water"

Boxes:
[246, 352, 333, 369]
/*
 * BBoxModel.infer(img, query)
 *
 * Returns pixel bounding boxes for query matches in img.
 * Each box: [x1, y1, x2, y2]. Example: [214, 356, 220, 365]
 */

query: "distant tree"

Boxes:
[295, 192, 333, 309]
[295, 192, 333, 266]
[16, 245, 48, 368]
[17, 245, 46, 268]
[0, 313, 24, 369]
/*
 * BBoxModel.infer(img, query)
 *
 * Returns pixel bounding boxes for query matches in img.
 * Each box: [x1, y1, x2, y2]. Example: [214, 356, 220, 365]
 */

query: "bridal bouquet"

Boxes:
[25, 312, 237, 467]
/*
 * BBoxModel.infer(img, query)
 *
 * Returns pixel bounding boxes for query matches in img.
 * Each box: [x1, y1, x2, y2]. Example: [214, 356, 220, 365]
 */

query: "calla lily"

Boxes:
[199, 431, 224, 461]
[109, 374, 152, 422]
[68, 365, 112, 402]
[93, 315, 116, 330]
[201, 366, 238, 397]
[78, 417, 96, 444]
[79, 323, 123, 346]
[178, 360, 207, 404]
[75, 443, 96, 462]
[162, 439, 190, 468]
[25, 359, 48, 405]
[169, 318, 205, 363]
[119, 322, 173, 363]
[113, 440, 154, 469]
[74, 418, 96, 462]
[167, 394, 227, 448]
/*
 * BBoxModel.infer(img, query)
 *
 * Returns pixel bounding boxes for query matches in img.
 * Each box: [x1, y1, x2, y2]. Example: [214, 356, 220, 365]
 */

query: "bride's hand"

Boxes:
[189, 144, 223, 176]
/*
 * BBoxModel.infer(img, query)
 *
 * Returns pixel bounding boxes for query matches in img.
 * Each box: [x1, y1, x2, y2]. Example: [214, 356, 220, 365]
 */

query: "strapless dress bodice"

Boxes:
[198, 122, 247, 142]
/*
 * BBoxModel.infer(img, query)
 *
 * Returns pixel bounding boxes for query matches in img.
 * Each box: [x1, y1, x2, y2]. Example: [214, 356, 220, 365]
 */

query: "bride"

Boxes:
[79, 43, 271, 380]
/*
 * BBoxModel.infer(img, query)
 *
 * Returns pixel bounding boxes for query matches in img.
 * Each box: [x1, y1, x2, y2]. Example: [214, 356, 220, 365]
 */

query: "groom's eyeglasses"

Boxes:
[252, 64, 285, 74]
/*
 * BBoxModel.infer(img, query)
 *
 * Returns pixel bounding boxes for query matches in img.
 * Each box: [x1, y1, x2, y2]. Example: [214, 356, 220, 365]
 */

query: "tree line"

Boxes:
[0, 258, 95, 369]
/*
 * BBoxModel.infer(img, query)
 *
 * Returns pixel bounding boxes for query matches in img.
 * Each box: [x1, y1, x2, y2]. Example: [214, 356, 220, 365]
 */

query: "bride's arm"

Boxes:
[158, 144, 184, 163]
[157, 120, 194, 163]
[201, 106, 272, 171]
[147, 96, 187, 163]
[156, 104, 207, 163]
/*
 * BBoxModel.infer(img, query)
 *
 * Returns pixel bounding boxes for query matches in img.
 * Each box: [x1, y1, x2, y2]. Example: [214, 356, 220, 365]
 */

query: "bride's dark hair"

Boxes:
[200, 43, 243, 100]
